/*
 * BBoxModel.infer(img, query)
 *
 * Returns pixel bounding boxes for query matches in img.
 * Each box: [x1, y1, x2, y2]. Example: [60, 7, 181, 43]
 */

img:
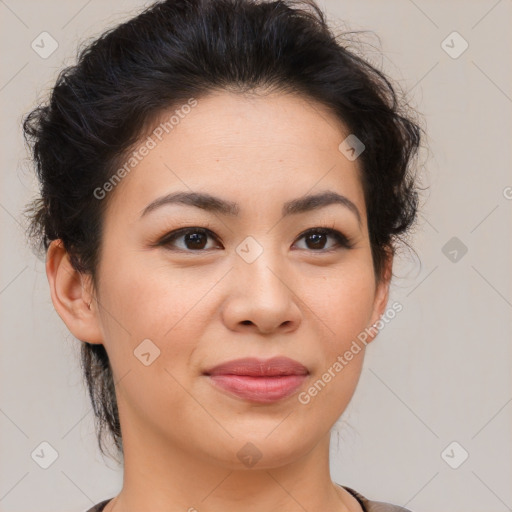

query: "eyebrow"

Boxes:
[140, 190, 362, 226]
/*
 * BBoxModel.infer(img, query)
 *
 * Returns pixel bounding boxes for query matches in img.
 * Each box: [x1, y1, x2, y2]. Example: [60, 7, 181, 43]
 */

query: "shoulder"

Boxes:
[84, 498, 113, 512]
[340, 484, 414, 512]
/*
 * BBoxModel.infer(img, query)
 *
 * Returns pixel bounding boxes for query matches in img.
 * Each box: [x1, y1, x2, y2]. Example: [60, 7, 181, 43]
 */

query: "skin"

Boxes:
[46, 90, 392, 512]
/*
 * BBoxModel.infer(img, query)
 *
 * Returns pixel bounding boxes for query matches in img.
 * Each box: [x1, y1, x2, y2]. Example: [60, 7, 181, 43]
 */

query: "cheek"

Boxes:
[97, 259, 207, 426]
[294, 270, 373, 419]
[301, 262, 376, 344]
[96, 252, 214, 381]
[100, 249, 215, 335]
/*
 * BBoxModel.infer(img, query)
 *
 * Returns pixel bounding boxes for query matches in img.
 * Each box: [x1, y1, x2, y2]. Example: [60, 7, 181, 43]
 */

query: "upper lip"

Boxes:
[203, 356, 309, 377]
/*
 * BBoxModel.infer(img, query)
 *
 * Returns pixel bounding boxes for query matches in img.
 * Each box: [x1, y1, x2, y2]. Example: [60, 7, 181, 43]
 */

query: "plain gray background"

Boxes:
[1, 1, 511, 511]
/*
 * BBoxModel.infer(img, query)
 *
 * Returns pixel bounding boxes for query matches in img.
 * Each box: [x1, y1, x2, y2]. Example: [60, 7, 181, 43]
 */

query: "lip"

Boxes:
[203, 357, 309, 403]
[204, 356, 309, 377]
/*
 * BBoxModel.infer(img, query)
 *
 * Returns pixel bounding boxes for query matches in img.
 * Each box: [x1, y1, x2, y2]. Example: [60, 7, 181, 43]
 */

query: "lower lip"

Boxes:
[206, 374, 308, 403]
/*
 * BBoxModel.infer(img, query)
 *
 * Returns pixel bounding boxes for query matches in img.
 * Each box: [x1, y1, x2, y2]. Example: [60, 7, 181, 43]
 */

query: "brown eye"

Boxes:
[159, 228, 221, 251]
[294, 228, 353, 251]
[157, 226, 353, 253]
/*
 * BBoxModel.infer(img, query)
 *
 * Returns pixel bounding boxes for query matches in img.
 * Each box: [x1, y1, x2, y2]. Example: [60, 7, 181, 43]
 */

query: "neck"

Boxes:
[105, 422, 359, 512]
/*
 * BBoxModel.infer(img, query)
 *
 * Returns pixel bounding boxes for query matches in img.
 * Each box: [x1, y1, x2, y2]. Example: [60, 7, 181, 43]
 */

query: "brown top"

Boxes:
[85, 485, 413, 512]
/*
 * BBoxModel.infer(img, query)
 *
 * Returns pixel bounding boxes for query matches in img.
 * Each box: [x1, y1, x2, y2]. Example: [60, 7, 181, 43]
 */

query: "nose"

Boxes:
[221, 248, 302, 335]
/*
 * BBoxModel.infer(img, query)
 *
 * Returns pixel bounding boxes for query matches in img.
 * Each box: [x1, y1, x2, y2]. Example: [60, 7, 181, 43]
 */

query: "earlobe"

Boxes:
[45, 239, 104, 344]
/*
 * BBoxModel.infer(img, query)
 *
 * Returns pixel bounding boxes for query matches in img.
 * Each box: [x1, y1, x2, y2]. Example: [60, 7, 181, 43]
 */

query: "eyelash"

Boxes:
[156, 225, 354, 253]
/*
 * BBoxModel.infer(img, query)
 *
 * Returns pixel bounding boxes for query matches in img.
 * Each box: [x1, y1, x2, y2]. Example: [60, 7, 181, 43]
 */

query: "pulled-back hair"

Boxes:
[23, 0, 423, 463]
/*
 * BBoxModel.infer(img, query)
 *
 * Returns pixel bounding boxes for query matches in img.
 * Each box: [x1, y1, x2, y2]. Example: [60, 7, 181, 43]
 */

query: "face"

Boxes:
[56, 91, 391, 469]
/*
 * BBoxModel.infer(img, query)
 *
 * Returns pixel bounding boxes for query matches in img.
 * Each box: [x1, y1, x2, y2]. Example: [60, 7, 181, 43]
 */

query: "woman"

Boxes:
[22, 0, 423, 510]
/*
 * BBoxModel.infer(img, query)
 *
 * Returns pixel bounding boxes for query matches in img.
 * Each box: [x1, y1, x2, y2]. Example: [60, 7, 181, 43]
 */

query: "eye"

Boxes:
[156, 226, 354, 253]
[293, 227, 354, 252]
[158, 227, 221, 252]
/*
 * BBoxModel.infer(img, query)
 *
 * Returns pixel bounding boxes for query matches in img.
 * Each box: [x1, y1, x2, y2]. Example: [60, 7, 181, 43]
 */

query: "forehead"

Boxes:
[103, 91, 366, 221]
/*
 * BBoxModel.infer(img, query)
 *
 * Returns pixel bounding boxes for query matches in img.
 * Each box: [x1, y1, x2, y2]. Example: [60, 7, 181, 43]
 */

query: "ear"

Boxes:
[365, 248, 394, 344]
[45, 239, 104, 344]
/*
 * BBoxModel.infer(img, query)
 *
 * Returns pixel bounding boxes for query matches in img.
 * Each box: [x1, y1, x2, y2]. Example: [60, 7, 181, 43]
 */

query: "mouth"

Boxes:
[203, 356, 309, 403]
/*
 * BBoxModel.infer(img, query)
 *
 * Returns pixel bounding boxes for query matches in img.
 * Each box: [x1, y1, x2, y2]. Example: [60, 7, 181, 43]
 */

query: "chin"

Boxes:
[200, 432, 316, 471]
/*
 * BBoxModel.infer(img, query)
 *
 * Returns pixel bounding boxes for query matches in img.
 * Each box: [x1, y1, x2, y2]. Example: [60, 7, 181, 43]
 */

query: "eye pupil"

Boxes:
[186, 232, 207, 249]
[306, 232, 327, 250]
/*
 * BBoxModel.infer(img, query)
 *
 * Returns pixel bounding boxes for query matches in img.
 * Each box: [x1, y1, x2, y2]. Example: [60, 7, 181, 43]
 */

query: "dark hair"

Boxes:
[22, 0, 423, 463]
